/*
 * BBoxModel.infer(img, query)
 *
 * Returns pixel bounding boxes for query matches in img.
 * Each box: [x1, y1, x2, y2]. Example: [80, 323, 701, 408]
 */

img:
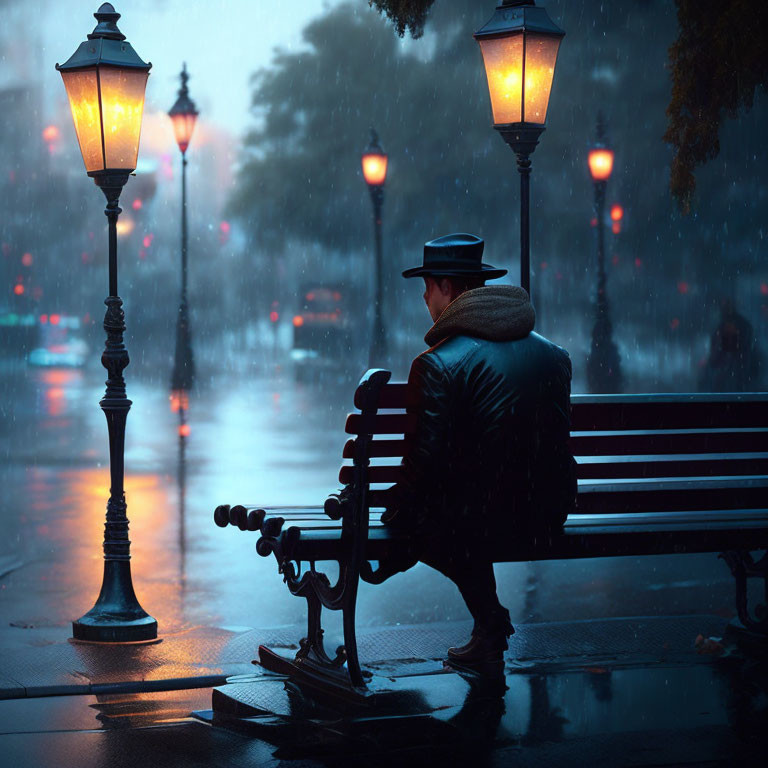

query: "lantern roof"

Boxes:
[474, 1, 565, 41]
[363, 127, 386, 157]
[56, 3, 151, 73]
[169, 64, 198, 118]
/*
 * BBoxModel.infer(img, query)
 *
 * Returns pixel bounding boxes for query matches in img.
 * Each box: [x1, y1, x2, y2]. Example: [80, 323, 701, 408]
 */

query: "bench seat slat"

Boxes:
[282, 510, 768, 562]
[275, 507, 768, 535]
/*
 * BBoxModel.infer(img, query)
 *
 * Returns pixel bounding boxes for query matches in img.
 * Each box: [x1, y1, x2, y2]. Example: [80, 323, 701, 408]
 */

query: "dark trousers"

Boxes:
[421, 548, 505, 626]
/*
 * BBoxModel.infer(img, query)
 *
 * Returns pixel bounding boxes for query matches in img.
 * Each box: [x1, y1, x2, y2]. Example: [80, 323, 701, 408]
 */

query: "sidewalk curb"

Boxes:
[0, 674, 231, 701]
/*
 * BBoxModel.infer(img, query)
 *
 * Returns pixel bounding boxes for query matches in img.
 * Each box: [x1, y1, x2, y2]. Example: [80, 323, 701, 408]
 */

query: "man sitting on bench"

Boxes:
[384, 233, 577, 666]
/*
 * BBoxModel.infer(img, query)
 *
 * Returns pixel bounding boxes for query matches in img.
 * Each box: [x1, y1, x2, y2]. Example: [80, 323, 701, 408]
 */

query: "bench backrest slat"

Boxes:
[570, 396, 768, 431]
[340, 454, 768, 486]
[342, 379, 768, 515]
[345, 412, 417, 435]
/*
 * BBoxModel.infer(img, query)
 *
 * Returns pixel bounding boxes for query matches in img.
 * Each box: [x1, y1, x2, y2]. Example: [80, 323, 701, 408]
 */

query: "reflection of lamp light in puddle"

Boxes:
[115, 217, 135, 237]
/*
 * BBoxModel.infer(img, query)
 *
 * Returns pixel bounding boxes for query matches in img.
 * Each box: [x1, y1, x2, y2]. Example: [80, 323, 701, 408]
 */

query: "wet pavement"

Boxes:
[0, 362, 763, 765]
[0, 615, 765, 767]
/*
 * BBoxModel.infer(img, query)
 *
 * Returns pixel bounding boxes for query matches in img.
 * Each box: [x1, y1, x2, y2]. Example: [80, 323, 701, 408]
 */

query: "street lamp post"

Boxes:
[361, 129, 388, 366]
[168, 64, 198, 399]
[586, 113, 623, 393]
[57, 3, 156, 641]
[475, 0, 564, 301]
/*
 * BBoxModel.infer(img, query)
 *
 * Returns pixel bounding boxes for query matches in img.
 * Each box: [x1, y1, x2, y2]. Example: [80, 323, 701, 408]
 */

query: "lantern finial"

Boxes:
[89, 3, 125, 41]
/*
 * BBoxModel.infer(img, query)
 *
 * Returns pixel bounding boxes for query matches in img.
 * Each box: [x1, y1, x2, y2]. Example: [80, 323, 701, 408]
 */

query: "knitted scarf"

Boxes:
[424, 285, 535, 347]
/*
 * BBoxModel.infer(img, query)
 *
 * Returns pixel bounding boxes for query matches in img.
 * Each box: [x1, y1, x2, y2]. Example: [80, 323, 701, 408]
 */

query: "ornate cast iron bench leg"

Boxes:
[721, 550, 768, 649]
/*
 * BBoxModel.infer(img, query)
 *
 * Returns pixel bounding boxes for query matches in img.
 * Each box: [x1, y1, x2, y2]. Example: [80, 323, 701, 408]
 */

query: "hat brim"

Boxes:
[402, 263, 508, 280]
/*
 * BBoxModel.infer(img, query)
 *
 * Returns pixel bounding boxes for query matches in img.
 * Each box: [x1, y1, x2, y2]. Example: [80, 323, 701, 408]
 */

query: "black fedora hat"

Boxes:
[402, 233, 507, 280]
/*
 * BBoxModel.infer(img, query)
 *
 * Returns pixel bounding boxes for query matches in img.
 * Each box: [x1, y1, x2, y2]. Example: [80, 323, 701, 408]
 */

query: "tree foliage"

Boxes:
[368, 0, 436, 38]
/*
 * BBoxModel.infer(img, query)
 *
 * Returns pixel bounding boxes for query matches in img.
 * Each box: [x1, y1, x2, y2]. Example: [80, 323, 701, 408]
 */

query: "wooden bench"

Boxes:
[214, 369, 768, 699]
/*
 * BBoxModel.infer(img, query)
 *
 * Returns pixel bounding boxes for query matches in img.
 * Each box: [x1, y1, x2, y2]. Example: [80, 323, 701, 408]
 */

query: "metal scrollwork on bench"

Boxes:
[240, 369, 393, 694]
[720, 550, 768, 635]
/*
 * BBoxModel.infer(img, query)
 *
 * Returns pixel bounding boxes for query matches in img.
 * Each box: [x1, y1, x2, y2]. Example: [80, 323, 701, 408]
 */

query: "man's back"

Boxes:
[393, 287, 576, 540]
[393, 234, 574, 662]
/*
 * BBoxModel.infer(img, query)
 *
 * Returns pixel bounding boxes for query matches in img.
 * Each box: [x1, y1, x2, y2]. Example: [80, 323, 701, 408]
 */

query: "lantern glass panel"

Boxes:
[588, 148, 614, 181]
[61, 68, 103, 173]
[478, 34, 524, 125]
[99, 67, 149, 170]
[362, 153, 388, 186]
[523, 33, 561, 124]
[171, 112, 197, 154]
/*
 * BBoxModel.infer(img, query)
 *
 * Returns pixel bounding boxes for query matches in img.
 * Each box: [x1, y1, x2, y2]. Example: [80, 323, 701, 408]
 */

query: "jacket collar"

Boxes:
[425, 285, 535, 347]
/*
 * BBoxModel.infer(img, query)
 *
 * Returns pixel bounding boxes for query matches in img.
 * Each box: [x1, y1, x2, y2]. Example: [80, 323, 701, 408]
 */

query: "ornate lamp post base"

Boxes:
[73, 561, 157, 642]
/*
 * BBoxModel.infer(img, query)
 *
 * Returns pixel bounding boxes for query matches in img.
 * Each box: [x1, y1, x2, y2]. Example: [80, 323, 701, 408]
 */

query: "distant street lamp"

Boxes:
[475, 0, 564, 300]
[57, 2, 157, 642]
[168, 63, 198, 409]
[586, 113, 623, 393]
[361, 128, 388, 365]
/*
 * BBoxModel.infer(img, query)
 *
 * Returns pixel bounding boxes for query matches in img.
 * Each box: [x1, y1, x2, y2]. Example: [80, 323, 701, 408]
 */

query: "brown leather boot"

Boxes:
[447, 610, 514, 664]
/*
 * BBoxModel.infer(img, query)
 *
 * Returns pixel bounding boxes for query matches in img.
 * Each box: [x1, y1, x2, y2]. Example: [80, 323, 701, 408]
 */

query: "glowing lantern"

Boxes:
[474, 1, 564, 298]
[475, 1, 564, 129]
[13, 284, 24, 296]
[361, 130, 388, 187]
[293, 315, 304, 327]
[56, 3, 151, 177]
[610, 204, 624, 222]
[588, 148, 614, 182]
[168, 63, 198, 155]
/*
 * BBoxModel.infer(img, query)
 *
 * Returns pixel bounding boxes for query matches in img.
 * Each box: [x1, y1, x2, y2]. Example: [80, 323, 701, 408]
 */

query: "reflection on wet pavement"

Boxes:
[0, 654, 764, 767]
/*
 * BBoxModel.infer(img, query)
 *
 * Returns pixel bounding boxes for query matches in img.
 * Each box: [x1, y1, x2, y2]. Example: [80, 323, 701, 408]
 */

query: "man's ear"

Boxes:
[438, 278, 453, 296]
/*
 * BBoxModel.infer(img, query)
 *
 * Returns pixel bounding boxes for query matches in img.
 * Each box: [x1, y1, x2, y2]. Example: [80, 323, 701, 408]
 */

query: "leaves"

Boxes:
[368, 0, 437, 38]
[664, 0, 768, 213]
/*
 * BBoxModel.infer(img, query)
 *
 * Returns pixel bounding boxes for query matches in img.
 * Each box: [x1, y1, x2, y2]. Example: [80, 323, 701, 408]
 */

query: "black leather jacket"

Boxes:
[388, 329, 577, 542]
